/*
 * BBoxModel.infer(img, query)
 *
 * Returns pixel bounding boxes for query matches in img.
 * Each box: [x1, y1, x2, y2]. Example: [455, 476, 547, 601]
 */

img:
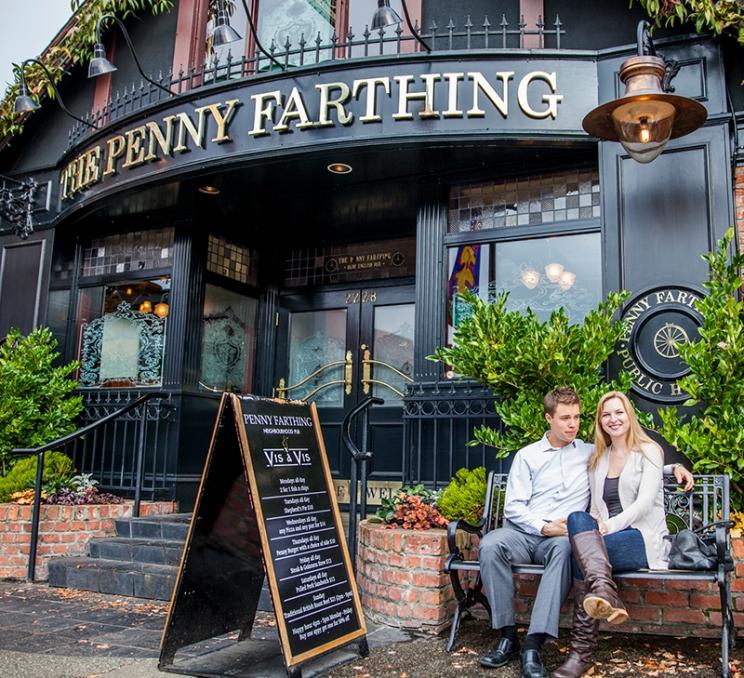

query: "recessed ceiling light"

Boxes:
[198, 185, 220, 195]
[327, 162, 352, 174]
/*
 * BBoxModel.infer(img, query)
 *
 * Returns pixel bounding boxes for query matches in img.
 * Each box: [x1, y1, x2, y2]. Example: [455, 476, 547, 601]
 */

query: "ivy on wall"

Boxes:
[633, 0, 744, 44]
[0, 0, 175, 141]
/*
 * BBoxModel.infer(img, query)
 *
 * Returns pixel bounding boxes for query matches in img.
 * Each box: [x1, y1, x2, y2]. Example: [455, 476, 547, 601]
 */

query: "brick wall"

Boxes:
[0, 501, 177, 580]
[357, 522, 471, 633]
[357, 521, 744, 639]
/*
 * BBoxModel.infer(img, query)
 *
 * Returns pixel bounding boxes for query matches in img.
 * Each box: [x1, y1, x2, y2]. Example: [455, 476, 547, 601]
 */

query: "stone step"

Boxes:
[114, 513, 192, 540]
[48, 557, 178, 600]
[48, 556, 274, 610]
[88, 537, 184, 566]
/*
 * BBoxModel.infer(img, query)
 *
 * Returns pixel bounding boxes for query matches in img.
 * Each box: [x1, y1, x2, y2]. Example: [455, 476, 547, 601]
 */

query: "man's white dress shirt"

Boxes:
[503, 434, 594, 535]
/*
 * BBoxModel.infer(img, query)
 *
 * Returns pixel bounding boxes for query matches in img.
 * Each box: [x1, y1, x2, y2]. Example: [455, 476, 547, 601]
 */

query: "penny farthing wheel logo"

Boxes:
[617, 285, 704, 403]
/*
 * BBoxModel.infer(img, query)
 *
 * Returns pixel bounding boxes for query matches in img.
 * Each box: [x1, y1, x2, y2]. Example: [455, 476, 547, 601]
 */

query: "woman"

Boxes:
[553, 391, 671, 678]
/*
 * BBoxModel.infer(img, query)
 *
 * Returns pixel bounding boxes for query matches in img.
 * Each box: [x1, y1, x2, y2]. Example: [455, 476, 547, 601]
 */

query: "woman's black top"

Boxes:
[603, 476, 623, 518]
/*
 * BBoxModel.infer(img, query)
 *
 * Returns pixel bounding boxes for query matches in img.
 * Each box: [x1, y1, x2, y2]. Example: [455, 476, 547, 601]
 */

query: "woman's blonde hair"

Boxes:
[589, 391, 657, 470]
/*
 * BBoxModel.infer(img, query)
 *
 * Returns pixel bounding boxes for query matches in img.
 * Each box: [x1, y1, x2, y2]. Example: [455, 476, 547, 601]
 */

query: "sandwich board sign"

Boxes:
[159, 393, 367, 677]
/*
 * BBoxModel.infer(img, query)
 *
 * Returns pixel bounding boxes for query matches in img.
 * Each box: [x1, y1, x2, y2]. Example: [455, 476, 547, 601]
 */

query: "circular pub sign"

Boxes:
[617, 285, 704, 403]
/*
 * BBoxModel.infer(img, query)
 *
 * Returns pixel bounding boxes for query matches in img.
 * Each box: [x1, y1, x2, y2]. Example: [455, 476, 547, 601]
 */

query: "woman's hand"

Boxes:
[591, 512, 609, 535]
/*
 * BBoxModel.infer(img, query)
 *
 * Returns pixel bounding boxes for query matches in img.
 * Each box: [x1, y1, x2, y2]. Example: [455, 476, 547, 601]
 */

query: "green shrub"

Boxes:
[0, 451, 76, 503]
[430, 289, 640, 457]
[657, 228, 744, 509]
[437, 467, 488, 524]
[0, 327, 83, 474]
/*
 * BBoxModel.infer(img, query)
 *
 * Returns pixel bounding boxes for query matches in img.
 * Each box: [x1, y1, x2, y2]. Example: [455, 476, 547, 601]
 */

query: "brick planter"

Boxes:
[0, 501, 177, 581]
[357, 521, 744, 640]
[356, 520, 478, 634]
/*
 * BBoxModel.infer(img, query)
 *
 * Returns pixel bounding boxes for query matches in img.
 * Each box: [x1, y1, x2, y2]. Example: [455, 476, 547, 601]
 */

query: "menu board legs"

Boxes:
[159, 394, 367, 677]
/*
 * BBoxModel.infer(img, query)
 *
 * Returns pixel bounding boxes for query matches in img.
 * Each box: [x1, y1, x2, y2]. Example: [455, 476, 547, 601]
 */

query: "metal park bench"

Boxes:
[444, 471, 736, 677]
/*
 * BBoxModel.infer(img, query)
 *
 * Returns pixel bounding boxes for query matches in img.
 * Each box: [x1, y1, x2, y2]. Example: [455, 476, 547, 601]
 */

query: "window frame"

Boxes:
[442, 213, 604, 356]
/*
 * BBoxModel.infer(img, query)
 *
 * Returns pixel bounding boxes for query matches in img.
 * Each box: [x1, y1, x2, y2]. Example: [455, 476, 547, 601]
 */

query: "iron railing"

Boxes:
[342, 395, 383, 569]
[403, 380, 508, 487]
[67, 13, 566, 148]
[11, 391, 174, 581]
[76, 390, 176, 499]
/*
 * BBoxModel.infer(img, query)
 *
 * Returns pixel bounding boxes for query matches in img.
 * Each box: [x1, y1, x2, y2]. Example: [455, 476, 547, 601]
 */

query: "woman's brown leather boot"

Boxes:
[552, 580, 597, 678]
[570, 530, 629, 624]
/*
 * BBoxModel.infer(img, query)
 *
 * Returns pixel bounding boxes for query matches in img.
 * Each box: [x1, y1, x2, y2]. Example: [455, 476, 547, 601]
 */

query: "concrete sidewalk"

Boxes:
[0, 581, 411, 677]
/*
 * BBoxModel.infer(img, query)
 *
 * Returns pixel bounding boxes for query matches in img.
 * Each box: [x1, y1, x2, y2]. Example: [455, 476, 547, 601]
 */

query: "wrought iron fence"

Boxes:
[67, 13, 566, 148]
[74, 390, 176, 499]
[11, 390, 175, 581]
[403, 380, 510, 487]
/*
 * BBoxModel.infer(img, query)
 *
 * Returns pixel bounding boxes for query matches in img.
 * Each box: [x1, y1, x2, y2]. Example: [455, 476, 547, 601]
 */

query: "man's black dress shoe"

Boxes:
[479, 637, 520, 668]
[520, 649, 548, 678]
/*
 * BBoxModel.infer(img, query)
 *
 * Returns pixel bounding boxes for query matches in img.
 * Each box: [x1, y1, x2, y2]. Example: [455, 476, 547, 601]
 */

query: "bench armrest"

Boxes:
[447, 517, 485, 556]
[714, 522, 733, 574]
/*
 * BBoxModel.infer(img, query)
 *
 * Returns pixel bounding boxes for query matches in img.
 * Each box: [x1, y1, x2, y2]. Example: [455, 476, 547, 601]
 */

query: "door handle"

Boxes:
[361, 346, 372, 395]
[360, 345, 413, 398]
[274, 350, 353, 400]
[344, 350, 353, 395]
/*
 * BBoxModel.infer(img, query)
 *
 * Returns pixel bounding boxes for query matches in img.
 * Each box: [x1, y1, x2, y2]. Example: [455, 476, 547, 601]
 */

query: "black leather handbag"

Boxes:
[667, 522, 733, 570]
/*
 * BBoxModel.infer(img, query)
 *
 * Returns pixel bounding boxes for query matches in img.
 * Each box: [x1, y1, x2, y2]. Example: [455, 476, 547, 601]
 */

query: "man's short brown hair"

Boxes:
[544, 387, 580, 416]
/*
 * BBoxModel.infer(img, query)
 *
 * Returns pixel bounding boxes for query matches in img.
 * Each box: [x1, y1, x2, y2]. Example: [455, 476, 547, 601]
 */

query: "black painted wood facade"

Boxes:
[0, 1, 742, 508]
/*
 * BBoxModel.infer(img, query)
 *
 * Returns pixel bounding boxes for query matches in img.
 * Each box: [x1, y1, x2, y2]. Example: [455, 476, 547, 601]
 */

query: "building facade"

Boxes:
[1, 0, 742, 508]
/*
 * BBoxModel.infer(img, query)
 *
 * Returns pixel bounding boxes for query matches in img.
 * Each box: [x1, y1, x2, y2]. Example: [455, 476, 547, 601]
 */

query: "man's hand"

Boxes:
[674, 463, 694, 492]
[541, 518, 567, 537]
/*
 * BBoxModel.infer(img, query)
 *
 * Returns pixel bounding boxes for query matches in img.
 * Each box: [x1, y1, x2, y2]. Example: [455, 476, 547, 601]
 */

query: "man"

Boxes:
[478, 387, 692, 678]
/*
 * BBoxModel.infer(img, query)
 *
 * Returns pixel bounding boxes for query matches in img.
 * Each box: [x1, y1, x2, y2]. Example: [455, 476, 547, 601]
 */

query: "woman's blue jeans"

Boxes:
[567, 511, 648, 580]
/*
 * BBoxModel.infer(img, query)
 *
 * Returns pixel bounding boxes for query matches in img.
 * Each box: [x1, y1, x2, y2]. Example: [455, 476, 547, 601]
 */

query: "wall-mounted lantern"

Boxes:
[582, 21, 707, 163]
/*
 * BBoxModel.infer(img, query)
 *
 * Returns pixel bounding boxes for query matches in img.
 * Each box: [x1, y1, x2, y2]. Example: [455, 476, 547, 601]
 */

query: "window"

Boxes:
[204, 1, 420, 71]
[82, 228, 174, 276]
[257, 0, 338, 66]
[446, 170, 602, 344]
[47, 289, 71, 361]
[448, 170, 600, 233]
[200, 284, 258, 392]
[207, 235, 258, 286]
[77, 279, 170, 388]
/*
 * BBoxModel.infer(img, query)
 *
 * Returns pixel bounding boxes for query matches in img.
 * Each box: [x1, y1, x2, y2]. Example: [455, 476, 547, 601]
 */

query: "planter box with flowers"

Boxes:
[0, 499, 177, 581]
[0, 457, 177, 580]
[356, 472, 484, 634]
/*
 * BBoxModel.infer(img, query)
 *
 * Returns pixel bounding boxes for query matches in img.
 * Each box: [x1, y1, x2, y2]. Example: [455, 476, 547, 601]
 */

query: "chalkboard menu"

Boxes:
[235, 396, 366, 665]
[159, 393, 366, 676]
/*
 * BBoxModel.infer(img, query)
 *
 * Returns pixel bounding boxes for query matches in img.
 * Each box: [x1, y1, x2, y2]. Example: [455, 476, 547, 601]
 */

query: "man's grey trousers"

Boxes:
[478, 523, 573, 638]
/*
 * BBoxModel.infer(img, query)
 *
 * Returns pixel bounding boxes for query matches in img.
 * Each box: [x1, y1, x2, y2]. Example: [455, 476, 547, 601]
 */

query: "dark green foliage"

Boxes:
[0, 327, 83, 473]
[430, 290, 638, 457]
[0, 451, 75, 503]
[437, 467, 487, 524]
[657, 228, 744, 508]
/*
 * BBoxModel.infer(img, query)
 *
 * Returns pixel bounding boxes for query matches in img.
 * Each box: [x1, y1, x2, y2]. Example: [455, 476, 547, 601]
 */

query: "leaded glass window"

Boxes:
[207, 235, 258, 286]
[82, 228, 174, 277]
[448, 170, 600, 233]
